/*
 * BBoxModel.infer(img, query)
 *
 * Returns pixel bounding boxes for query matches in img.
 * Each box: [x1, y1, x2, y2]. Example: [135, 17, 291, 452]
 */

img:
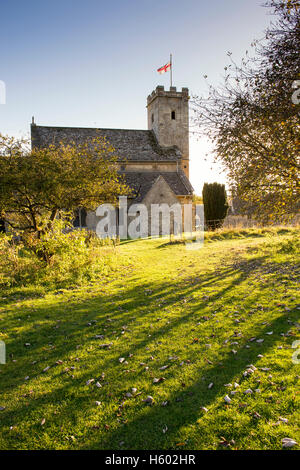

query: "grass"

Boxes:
[0, 227, 299, 450]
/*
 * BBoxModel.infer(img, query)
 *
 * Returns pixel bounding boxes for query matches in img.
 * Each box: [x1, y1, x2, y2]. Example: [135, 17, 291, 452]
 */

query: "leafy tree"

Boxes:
[0, 134, 129, 260]
[202, 182, 229, 230]
[192, 0, 300, 222]
[192, 194, 203, 204]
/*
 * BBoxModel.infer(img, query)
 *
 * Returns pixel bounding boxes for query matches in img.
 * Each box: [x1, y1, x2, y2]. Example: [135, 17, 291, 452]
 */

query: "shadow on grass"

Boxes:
[93, 314, 294, 450]
[0, 252, 298, 449]
[0, 287, 46, 305]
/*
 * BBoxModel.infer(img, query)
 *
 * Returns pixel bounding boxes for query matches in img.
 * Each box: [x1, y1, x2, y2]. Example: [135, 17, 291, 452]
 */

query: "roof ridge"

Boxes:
[32, 125, 151, 132]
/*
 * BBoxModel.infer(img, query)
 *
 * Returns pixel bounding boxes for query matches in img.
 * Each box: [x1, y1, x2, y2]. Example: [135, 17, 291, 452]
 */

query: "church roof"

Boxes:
[121, 170, 193, 201]
[31, 125, 181, 162]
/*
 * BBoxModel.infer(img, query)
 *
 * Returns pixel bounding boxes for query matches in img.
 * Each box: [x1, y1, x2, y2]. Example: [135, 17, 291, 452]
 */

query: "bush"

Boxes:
[0, 226, 124, 288]
[202, 182, 229, 230]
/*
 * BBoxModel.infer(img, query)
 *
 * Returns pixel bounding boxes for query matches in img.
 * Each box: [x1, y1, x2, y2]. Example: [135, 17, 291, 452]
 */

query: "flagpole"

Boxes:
[170, 53, 173, 87]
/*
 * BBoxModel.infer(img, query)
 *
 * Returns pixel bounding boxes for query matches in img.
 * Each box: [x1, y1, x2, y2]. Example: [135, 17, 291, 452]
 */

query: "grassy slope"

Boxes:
[0, 228, 299, 450]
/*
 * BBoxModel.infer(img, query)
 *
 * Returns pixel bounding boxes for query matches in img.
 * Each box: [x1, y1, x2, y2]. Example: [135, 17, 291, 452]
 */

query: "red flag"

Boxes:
[157, 62, 171, 74]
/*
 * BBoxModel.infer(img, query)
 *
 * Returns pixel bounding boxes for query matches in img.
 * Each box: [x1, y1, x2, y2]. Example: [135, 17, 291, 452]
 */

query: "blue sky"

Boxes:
[0, 0, 273, 194]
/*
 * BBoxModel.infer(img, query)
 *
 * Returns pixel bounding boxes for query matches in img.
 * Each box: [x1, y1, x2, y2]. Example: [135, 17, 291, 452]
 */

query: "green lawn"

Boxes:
[0, 228, 299, 450]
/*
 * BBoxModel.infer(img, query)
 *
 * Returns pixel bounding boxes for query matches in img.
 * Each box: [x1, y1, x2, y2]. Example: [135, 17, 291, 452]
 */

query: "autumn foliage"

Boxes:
[192, 0, 300, 222]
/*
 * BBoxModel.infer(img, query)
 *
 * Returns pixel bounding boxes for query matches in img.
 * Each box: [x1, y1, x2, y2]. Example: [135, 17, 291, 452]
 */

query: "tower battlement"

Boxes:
[147, 86, 189, 106]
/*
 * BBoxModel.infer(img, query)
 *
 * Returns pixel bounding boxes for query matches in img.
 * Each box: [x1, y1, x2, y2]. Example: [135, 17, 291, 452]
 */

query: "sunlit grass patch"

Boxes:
[0, 227, 299, 450]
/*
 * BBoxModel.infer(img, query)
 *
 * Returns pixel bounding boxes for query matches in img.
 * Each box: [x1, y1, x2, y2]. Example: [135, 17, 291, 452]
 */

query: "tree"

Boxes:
[0, 134, 129, 259]
[192, 194, 203, 204]
[202, 182, 229, 230]
[192, 0, 300, 222]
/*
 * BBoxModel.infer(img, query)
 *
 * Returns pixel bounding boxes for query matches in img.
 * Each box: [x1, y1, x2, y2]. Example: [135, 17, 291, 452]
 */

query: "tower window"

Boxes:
[171, 111, 176, 120]
[151, 113, 154, 123]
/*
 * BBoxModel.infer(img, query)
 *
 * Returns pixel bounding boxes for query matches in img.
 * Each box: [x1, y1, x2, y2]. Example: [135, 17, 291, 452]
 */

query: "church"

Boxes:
[31, 85, 194, 232]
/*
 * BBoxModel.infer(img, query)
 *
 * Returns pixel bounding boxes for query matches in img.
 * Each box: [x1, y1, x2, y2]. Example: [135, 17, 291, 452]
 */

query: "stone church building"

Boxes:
[31, 85, 194, 233]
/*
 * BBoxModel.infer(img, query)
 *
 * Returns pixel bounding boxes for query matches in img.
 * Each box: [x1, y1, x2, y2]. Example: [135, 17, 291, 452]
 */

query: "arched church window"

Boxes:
[73, 208, 87, 228]
[80, 208, 87, 227]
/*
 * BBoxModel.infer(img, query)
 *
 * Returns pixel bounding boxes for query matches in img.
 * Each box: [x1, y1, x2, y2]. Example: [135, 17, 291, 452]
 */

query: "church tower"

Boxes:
[147, 86, 190, 178]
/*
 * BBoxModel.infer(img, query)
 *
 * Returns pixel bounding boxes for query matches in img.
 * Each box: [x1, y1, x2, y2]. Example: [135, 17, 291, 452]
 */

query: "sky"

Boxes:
[0, 0, 273, 194]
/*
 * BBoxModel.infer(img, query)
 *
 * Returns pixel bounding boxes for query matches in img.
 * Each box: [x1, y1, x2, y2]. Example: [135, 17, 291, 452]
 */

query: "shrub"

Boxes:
[0, 226, 124, 288]
[202, 182, 229, 230]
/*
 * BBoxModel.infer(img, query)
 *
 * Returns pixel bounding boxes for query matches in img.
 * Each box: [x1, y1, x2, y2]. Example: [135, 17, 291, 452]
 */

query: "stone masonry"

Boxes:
[31, 86, 194, 234]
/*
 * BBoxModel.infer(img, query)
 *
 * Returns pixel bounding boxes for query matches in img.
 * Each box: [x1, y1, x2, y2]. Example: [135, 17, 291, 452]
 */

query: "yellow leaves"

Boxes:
[285, 0, 299, 13]
[1, 134, 129, 238]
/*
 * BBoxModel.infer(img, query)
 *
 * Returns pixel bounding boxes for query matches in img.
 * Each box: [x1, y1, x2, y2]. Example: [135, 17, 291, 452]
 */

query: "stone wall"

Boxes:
[147, 86, 189, 178]
[85, 177, 194, 237]
[119, 161, 178, 172]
